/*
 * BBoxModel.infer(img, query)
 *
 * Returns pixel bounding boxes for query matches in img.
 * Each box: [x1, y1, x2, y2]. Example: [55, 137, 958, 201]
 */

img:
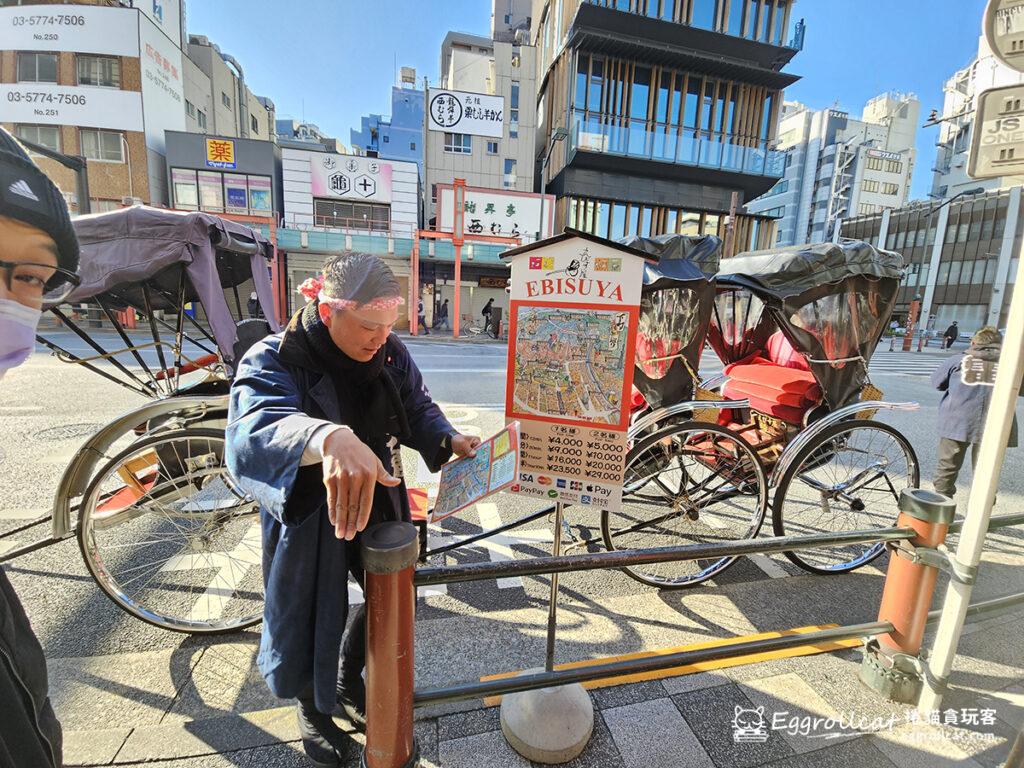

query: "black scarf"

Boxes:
[297, 302, 411, 454]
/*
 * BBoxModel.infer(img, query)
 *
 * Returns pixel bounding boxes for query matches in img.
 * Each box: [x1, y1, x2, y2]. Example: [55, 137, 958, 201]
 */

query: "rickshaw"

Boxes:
[604, 239, 919, 588]
[0, 206, 280, 634]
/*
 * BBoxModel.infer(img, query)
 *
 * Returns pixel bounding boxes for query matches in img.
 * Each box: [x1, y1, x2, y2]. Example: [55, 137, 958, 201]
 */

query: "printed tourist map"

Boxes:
[431, 423, 521, 522]
[511, 306, 629, 426]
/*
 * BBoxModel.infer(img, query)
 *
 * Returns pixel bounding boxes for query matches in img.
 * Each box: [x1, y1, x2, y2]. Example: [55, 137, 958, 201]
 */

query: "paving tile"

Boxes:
[437, 706, 501, 742]
[241, 742, 316, 768]
[438, 729, 532, 768]
[602, 697, 714, 768]
[164, 641, 279, 723]
[115, 706, 297, 762]
[62, 726, 131, 767]
[737, 672, 860, 754]
[590, 680, 668, 710]
[660, 670, 732, 696]
[672, 682, 794, 768]
[869, 722, 986, 768]
[986, 681, 1024, 730]
[758, 737, 898, 768]
[415, 717, 440, 767]
[551, 712, 626, 768]
[48, 647, 199, 731]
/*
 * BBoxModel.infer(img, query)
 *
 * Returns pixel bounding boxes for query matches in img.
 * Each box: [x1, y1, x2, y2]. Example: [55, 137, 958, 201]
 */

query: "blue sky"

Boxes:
[186, 0, 988, 200]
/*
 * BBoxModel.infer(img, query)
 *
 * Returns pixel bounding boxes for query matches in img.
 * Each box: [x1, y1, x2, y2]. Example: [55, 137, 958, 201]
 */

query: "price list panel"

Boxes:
[513, 422, 626, 509]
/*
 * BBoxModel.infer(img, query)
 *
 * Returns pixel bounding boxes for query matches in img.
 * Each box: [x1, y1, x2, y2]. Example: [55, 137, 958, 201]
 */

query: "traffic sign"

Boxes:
[968, 84, 1024, 179]
[984, 0, 1024, 73]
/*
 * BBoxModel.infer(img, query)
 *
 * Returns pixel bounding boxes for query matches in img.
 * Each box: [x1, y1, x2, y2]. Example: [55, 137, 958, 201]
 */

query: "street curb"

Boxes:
[396, 332, 507, 346]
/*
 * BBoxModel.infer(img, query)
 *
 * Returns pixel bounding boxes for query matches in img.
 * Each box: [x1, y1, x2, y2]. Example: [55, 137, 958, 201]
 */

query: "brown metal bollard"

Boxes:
[361, 522, 420, 768]
[860, 488, 958, 703]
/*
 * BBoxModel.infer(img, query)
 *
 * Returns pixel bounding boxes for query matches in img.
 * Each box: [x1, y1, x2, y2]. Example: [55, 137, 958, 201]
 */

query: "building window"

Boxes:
[510, 80, 520, 138]
[881, 182, 900, 196]
[185, 100, 196, 118]
[251, 114, 259, 134]
[14, 125, 60, 152]
[512, 45, 521, 68]
[885, 159, 903, 174]
[383, 135, 389, 143]
[313, 199, 391, 231]
[862, 179, 879, 193]
[80, 129, 124, 162]
[222, 92, 231, 108]
[487, 140, 499, 155]
[504, 158, 517, 188]
[410, 142, 416, 150]
[77, 55, 120, 88]
[431, 184, 437, 204]
[17, 52, 58, 83]
[197, 110, 208, 130]
[443, 132, 472, 154]
[690, 0, 719, 30]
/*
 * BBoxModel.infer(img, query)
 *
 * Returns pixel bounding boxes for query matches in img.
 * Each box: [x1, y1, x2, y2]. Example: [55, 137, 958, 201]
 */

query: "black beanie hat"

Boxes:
[0, 126, 80, 275]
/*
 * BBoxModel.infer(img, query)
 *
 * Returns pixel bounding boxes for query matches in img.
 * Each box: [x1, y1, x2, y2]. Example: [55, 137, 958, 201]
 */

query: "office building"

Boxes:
[748, 92, 919, 246]
[350, 67, 426, 175]
[492, 0, 533, 41]
[275, 119, 345, 153]
[930, 34, 1024, 200]
[533, 0, 804, 256]
[840, 187, 1017, 333]
[423, 30, 537, 230]
[1, 1, 275, 210]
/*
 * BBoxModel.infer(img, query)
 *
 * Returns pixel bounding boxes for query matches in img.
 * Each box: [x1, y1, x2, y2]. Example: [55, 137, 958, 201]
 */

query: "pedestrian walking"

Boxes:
[225, 253, 480, 765]
[434, 298, 450, 331]
[943, 320, 959, 349]
[247, 291, 261, 319]
[481, 297, 494, 334]
[931, 326, 1020, 498]
[0, 125, 82, 768]
[417, 298, 429, 335]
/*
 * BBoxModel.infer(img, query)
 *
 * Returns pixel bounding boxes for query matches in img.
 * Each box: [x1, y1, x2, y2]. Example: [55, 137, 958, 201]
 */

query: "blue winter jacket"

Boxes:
[226, 321, 453, 713]
[931, 348, 1019, 447]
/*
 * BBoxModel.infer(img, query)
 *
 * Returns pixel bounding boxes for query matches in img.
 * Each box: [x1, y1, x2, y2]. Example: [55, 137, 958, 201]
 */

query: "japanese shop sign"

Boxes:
[310, 153, 393, 204]
[437, 184, 555, 241]
[206, 138, 236, 169]
[428, 88, 505, 138]
[501, 232, 649, 510]
[139, 13, 184, 153]
[0, 5, 139, 56]
[969, 84, 1024, 179]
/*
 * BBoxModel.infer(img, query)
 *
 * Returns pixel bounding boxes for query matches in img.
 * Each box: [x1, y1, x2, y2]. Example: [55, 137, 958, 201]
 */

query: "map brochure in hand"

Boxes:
[431, 422, 521, 523]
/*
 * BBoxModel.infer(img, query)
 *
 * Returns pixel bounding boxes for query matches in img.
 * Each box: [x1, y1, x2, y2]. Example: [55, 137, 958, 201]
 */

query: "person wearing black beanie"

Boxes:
[1, 125, 76, 767]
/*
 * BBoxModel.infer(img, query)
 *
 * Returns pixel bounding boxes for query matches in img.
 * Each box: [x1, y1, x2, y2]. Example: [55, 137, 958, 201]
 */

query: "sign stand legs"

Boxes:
[500, 501, 593, 763]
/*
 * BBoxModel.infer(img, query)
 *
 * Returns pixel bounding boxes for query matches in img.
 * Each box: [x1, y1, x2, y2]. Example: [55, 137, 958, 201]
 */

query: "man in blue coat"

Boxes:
[931, 326, 1019, 498]
[226, 253, 479, 766]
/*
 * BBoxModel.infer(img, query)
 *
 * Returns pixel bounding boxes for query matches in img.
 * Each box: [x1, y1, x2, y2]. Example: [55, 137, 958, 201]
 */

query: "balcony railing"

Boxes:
[568, 111, 786, 178]
[583, 0, 805, 51]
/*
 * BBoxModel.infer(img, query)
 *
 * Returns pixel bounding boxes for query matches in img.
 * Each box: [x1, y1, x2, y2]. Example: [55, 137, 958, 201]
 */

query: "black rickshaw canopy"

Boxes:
[622, 233, 722, 409]
[712, 240, 904, 410]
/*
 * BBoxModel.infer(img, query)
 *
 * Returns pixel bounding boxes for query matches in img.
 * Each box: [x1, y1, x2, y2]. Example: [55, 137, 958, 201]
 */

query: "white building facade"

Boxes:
[931, 34, 1024, 200]
[748, 92, 919, 246]
[281, 146, 419, 236]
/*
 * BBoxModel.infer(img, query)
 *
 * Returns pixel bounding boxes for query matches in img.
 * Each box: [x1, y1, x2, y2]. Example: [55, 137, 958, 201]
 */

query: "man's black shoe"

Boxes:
[333, 674, 367, 730]
[296, 698, 354, 767]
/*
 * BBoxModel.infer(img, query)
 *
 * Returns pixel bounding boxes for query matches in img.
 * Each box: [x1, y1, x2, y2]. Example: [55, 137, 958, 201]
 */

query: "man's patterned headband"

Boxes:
[297, 275, 404, 311]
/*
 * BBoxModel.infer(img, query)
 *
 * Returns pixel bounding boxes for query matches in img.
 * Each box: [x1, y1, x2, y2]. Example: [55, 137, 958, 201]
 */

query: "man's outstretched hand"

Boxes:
[322, 428, 401, 541]
[451, 433, 482, 458]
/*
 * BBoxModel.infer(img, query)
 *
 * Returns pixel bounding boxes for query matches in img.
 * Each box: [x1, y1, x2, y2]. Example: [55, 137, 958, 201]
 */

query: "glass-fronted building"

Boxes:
[533, 0, 804, 255]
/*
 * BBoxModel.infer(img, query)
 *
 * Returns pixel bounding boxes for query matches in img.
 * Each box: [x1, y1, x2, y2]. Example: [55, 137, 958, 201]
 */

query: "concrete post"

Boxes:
[859, 489, 956, 704]
[361, 522, 420, 768]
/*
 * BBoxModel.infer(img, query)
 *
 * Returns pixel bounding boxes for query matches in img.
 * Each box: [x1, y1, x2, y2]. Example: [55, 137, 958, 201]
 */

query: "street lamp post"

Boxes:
[537, 127, 568, 241]
[914, 187, 985, 352]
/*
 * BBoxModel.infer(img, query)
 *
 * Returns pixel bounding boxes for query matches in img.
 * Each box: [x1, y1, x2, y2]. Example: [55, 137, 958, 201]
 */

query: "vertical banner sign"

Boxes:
[503, 234, 646, 510]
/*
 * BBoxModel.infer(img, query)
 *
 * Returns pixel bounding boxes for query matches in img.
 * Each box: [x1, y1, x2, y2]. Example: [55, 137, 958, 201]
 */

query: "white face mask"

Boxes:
[0, 297, 42, 379]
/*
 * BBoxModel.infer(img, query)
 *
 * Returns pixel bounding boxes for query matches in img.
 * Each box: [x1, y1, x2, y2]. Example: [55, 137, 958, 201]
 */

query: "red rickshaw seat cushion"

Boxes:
[765, 331, 810, 371]
[721, 355, 822, 424]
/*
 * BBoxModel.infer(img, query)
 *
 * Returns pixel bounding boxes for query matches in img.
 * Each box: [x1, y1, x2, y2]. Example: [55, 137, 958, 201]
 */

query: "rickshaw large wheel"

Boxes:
[772, 420, 919, 574]
[602, 422, 768, 588]
[77, 428, 264, 634]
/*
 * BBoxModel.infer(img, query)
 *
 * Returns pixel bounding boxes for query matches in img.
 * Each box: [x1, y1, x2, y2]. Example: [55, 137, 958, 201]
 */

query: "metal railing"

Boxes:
[569, 110, 787, 177]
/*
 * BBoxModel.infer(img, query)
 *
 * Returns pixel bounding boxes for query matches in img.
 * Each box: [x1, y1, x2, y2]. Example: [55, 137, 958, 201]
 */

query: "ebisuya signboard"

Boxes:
[428, 88, 505, 138]
[501, 231, 651, 510]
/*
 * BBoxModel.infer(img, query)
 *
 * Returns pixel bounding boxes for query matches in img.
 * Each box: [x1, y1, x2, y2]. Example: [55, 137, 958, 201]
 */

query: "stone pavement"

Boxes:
[54, 594, 1024, 767]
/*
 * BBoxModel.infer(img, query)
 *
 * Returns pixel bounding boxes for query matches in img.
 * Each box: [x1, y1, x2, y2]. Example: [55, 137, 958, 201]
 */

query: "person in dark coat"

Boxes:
[226, 253, 479, 766]
[931, 326, 1020, 498]
[433, 298, 450, 331]
[0, 126, 82, 768]
[942, 321, 959, 349]
[481, 297, 494, 333]
[416, 298, 429, 334]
